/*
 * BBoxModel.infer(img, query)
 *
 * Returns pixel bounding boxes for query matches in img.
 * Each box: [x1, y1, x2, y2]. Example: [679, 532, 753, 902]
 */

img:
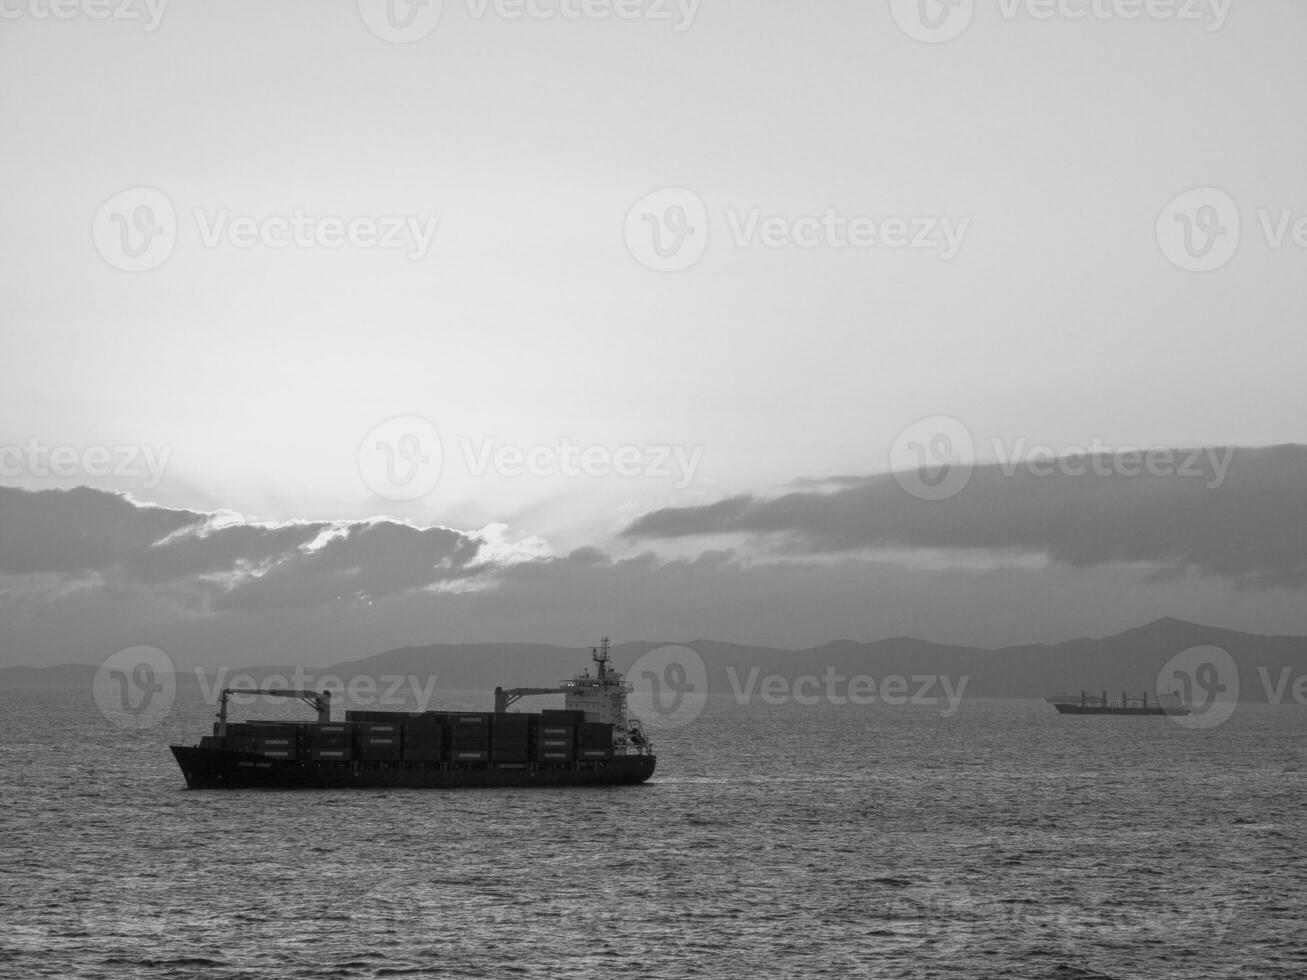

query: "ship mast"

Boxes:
[593, 636, 612, 680]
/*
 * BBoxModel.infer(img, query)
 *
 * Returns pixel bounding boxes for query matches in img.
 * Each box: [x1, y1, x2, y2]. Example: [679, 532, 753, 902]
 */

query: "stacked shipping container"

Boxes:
[209, 711, 615, 766]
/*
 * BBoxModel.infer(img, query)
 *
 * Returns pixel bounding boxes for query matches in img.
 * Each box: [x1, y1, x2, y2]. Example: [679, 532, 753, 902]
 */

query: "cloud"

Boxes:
[0, 486, 486, 610]
[623, 445, 1307, 587]
[0, 485, 202, 575]
[211, 520, 482, 612]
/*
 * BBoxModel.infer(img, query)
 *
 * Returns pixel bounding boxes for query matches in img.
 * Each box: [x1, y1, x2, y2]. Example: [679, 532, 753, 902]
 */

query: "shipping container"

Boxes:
[539, 737, 572, 750]
[257, 749, 297, 760]
[539, 751, 572, 761]
[449, 737, 489, 751]
[233, 723, 302, 738]
[540, 709, 585, 723]
[345, 710, 399, 723]
[357, 723, 401, 736]
[451, 750, 489, 762]
[404, 745, 444, 762]
[539, 726, 574, 738]
[308, 748, 351, 761]
[253, 737, 295, 748]
[404, 715, 445, 734]
[404, 732, 443, 745]
[578, 749, 614, 760]
[306, 734, 351, 749]
[449, 726, 491, 742]
[359, 736, 399, 748]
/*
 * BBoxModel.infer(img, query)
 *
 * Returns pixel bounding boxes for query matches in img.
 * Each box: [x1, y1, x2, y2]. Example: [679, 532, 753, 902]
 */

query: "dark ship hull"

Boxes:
[171, 745, 656, 789]
[1053, 703, 1188, 716]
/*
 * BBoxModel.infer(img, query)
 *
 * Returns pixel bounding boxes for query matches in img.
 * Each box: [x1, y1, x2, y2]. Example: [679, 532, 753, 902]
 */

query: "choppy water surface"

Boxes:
[1, 689, 1303, 979]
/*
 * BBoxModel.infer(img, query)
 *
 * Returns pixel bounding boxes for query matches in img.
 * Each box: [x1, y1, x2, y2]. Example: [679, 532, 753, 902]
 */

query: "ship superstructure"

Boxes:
[496, 637, 651, 755]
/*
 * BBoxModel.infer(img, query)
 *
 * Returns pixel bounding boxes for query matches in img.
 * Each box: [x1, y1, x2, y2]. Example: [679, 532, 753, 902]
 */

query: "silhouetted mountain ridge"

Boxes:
[3, 619, 1304, 702]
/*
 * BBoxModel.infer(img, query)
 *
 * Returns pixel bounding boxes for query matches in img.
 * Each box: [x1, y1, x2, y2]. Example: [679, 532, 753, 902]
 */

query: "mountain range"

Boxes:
[3, 618, 1305, 703]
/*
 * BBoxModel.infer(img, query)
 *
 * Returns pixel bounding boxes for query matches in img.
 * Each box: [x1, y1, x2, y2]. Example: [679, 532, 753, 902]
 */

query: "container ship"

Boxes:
[1047, 690, 1190, 716]
[170, 638, 656, 789]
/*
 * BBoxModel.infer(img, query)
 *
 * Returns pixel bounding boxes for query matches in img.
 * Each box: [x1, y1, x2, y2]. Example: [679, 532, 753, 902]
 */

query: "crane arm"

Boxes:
[217, 687, 332, 734]
[494, 686, 566, 713]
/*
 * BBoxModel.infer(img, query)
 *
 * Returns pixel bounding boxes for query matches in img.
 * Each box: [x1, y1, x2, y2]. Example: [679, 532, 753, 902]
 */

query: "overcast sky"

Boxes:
[2, 1, 1304, 666]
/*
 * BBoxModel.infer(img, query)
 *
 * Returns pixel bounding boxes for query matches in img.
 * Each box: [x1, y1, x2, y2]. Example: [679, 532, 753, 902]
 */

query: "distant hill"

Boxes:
[0, 663, 99, 688]
[3, 618, 1304, 703]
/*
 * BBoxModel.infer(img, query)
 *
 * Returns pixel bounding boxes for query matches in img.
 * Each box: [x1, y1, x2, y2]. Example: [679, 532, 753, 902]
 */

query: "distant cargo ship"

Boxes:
[170, 638, 656, 788]
[1047, 690, 1190, 716]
